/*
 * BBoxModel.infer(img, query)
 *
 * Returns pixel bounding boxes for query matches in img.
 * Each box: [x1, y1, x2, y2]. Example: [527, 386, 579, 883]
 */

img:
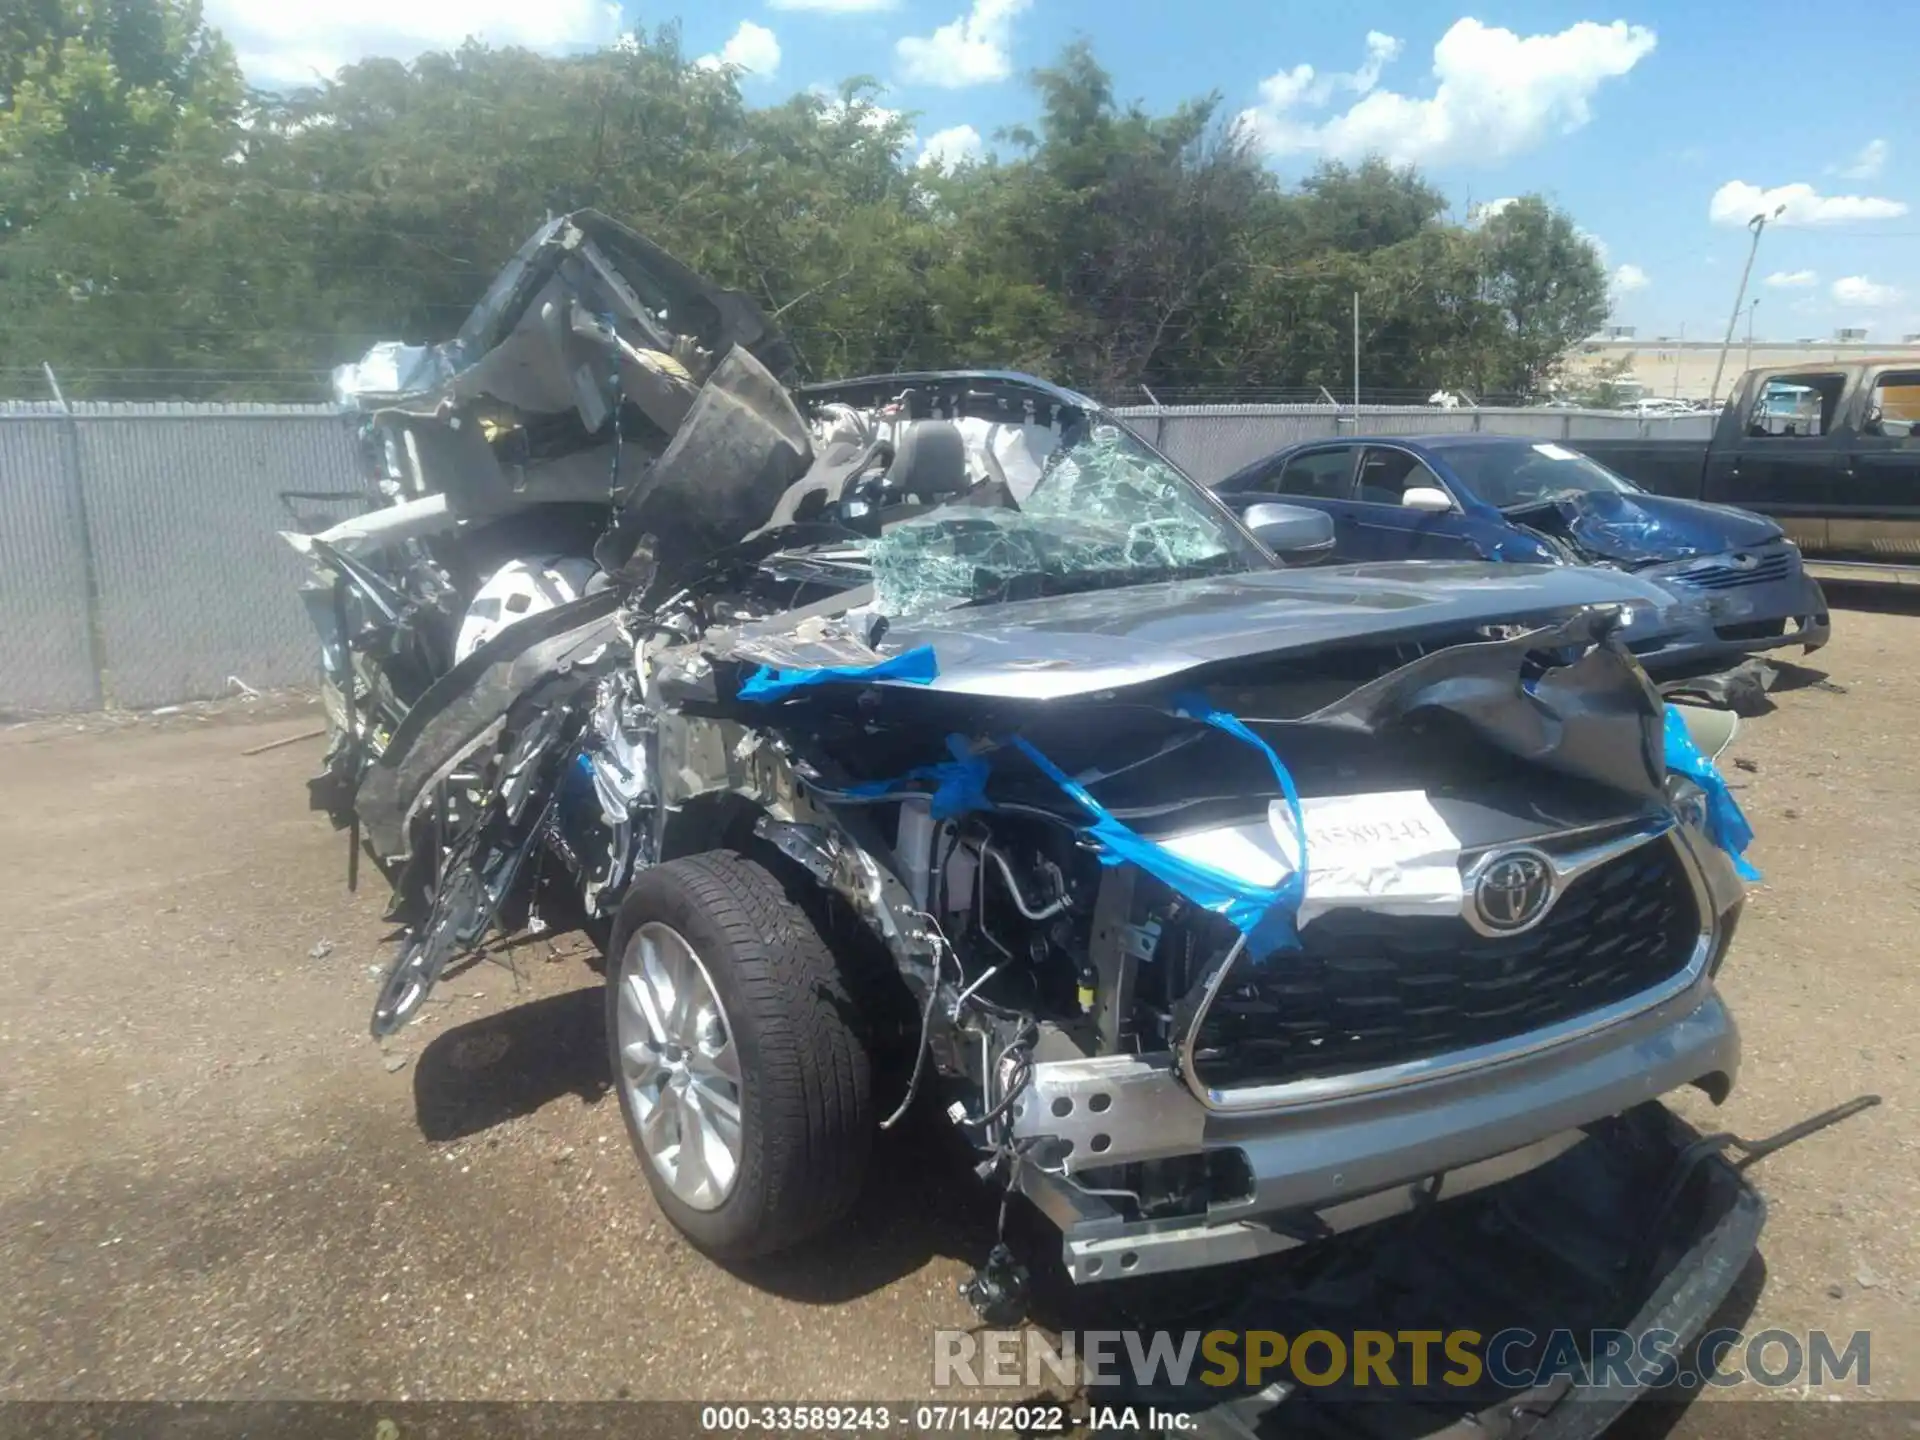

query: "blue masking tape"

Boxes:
[842, 735, 994, 820]
[1663, 704, 1760, 881]
[1013, 703, 1305, 956]
[736, 644, 938, 703]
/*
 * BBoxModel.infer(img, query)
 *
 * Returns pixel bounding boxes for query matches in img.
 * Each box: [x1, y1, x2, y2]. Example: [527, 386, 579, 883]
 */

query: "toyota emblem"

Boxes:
[1473, 850, 1555, 933]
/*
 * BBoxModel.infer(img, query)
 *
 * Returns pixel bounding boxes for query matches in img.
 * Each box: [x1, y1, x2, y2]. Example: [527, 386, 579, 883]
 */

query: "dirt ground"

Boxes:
[0, 597, 1914, 1419]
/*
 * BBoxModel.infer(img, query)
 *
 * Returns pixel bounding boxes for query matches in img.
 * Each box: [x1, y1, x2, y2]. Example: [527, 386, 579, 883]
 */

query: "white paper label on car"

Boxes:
[1270, 789, 1465, 925]
[1532, 442, 1580, 461]
[1156, 790, 1466, 931]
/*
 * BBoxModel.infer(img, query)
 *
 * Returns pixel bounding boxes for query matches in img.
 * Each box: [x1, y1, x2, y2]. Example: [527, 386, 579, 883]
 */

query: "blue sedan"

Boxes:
[1212, 434, 1829, 672]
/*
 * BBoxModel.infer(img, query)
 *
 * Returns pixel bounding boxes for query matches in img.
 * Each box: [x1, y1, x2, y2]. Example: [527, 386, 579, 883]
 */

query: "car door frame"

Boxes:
[1344, 443, 1485, 560]
[1706, 368, 1854, 556]
[1220, 442, 1360, 524]
[1835, 363, 1920, 559]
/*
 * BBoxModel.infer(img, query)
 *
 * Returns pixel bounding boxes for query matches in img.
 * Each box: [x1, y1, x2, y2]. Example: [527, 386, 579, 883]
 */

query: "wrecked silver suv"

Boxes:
[289, 211, 1765, 1300]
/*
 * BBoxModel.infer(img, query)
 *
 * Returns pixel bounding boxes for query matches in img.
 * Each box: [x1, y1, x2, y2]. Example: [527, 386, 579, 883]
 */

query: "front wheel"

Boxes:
[605, 852, 872, 1259]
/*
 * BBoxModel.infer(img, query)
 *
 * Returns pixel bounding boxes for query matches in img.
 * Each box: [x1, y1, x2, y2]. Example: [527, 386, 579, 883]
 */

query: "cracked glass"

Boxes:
[867, 420, 1259, 618]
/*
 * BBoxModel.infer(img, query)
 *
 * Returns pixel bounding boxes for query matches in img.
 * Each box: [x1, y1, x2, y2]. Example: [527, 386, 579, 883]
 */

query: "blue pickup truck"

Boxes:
[1211, 432, 1829, 673]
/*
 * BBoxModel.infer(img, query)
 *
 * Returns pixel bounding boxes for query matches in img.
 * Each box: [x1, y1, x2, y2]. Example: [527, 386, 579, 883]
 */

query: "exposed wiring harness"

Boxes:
[962, 1022, 1039, 1136]
[879, 918, 956, 1131]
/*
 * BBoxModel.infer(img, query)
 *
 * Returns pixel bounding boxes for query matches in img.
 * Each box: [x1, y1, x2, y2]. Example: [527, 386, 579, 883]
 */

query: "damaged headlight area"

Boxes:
[283, 212, 1784, 1313]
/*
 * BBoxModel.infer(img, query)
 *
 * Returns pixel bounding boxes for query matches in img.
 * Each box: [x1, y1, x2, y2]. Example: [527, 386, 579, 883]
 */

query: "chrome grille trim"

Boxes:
[1177, 826, 1716, 1115]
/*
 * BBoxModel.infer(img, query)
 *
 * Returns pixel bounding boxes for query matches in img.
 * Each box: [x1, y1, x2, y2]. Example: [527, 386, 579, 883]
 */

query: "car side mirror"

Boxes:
[1242, 502, 1336, 558]
[1401, 486, 1455, 513]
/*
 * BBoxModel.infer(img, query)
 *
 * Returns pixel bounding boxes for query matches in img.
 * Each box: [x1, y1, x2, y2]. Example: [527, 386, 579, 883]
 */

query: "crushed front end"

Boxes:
[282, 212, 1783, 1302]
[690, 564, 1755, 1288]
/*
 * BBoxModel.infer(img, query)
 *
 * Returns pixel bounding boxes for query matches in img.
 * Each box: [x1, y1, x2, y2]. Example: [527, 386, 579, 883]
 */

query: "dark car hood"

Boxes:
[1504, 490, 1782, 567]
[736, 562, 1680, 701]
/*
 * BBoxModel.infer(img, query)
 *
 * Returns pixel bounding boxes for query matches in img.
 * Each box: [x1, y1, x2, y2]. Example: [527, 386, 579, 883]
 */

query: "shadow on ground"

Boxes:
[1821, 580, 1920, 618]
[413, 986, 610, 1142]
[732, 1093, 1002, 1306]
[414, 987, 1000, 1302]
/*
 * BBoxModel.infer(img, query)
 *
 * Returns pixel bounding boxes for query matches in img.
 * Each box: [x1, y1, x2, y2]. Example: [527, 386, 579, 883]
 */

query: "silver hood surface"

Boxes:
[750, 561, 1683, 701]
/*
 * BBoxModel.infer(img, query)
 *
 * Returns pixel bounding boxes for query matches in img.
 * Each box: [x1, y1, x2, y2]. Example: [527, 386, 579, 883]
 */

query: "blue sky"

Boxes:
[208, 0, 1920, 342]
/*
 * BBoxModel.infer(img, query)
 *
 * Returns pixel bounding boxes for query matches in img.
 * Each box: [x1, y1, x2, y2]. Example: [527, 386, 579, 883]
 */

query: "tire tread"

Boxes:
[608, 851, 871, 1257]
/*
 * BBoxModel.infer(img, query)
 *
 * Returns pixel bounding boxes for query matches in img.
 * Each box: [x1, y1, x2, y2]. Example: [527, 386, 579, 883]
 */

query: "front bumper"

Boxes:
[1631, 550, 1830, 673]
[1018, 826, 1747, 1285]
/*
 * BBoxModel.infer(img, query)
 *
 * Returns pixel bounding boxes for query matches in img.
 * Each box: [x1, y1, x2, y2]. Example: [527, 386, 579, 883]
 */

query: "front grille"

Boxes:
[1189, 838, 1701, 1093]
[1667, 550, 1793, 590]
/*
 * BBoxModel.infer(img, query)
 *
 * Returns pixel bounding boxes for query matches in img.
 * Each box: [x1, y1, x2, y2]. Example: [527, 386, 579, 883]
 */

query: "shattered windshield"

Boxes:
[867, 417, 1265, 618]
[1440, 442, 1642, 509]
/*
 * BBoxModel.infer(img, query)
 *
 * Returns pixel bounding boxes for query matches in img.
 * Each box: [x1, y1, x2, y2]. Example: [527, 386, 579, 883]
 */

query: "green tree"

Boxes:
[0, 0, 241, 215]
[1474, 195, 1609, 398]
[935, 42, 1280, 396]
[1, 25, 1617, 405]
[1292, 157, 1447, 254]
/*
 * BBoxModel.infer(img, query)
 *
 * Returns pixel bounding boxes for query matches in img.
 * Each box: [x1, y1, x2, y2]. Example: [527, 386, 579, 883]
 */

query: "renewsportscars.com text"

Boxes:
[934, 1327, 1871, 1393]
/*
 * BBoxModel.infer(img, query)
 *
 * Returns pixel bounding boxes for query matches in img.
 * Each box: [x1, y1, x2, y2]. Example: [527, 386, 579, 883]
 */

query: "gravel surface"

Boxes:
[1, 602, 1913, 1412]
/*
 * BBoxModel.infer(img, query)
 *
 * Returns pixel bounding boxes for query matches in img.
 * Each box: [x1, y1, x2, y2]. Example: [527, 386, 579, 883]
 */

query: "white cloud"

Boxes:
[814, 90, 904, 132]
[1248, 30, 1402, 114]
[895, 0, 1030, 88]
[1832, 275, 1903, 307]
[204, 0, 622, 87]
[772, 0, 896, 9]
[1835, 138, 1889, 181]
[917, 123, 984, 170]
[1466, 196, 1517, 226]
[1709, 180, 1907, 227]
[1238, 18, 1656, 167]
[697, 20, 781, 76]
[1611, 263, 1649, 293]
[1765, 269, 1818, 288]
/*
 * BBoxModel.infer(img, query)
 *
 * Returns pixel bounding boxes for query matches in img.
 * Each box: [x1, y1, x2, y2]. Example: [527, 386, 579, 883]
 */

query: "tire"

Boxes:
[605, 851, 872, 1259]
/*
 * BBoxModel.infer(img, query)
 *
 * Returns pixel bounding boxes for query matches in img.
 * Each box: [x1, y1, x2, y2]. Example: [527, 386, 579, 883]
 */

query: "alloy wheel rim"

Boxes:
[615, 922, 743, 1210]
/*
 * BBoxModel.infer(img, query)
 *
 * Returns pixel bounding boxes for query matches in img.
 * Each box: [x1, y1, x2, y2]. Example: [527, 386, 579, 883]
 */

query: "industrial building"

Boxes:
[1567, 329, 1920, 404]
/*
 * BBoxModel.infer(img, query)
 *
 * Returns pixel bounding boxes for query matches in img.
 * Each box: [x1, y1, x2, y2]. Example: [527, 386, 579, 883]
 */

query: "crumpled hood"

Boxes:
[735, 562, 1682, 701]
[1505, 490, 1783, 567]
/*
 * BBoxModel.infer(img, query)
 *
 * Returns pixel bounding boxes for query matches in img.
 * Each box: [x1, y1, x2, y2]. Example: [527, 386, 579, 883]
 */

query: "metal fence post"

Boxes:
[42, 364, 109, 709]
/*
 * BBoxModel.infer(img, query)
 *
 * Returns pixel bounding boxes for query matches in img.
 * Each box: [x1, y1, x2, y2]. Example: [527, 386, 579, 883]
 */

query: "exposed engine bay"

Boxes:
[288, 211, 1778, 1301]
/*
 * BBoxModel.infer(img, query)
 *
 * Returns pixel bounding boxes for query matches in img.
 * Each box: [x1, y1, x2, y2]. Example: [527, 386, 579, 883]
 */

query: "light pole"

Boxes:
[1744, 298, 1759, 373]
[1711, 204, 1785, 406]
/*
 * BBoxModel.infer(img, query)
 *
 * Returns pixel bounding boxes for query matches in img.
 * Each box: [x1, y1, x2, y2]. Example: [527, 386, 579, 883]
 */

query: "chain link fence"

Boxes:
[0, 399, 1714, 717]
[0, 402, 363, 718]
